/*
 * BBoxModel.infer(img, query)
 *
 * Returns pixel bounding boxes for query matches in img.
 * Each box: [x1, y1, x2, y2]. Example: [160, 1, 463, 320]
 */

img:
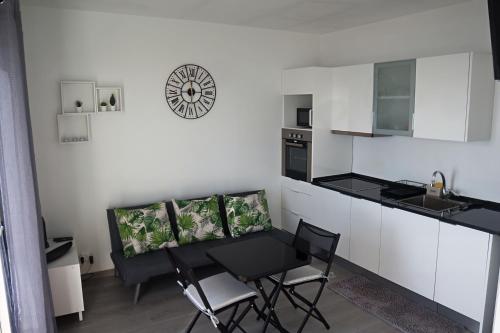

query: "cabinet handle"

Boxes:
[289, 188, 312, 196]
[289, 210, 300, 216]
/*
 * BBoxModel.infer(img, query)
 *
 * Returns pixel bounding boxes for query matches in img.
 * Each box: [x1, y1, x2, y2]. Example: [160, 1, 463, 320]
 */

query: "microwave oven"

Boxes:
[297, 108, 312, 128]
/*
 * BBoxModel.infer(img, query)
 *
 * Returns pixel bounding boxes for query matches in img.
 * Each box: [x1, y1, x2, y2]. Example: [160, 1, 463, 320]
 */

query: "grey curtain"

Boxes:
[0, 0, 56, 332]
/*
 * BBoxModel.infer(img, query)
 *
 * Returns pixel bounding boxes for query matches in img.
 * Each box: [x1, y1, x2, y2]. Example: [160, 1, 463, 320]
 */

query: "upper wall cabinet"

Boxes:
[373, 60, 416, 136]
[331, 64, 374, 135]
[413, 53, 495, 142]
[282, 67, 321, 95]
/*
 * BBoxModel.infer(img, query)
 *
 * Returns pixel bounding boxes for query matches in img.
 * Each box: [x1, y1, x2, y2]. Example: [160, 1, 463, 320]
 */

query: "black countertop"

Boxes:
[313, 173, 500, 236]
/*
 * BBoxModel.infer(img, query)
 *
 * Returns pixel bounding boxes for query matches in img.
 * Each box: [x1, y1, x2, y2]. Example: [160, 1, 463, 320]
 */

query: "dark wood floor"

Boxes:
[57, 263, 400, 333]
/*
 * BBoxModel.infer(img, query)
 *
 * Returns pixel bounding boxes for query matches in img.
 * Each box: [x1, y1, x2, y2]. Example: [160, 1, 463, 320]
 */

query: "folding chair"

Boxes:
[267, 219, 340, 333]
[165, 247, 258, 333]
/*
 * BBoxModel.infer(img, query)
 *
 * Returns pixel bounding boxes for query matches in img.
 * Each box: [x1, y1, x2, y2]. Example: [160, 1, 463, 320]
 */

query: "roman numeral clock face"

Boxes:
[165, 64, 216, 119]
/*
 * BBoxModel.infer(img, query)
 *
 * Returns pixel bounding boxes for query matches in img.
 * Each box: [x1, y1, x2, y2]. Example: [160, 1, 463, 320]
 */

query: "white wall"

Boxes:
[21, 6, 319, 272]
[319, 0, 500, 202]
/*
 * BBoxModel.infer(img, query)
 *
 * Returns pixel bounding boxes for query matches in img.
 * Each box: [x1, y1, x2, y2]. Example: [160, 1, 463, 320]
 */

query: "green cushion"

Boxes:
[172, 195, 225, 245]
[224, 190, 272, 238]
[114, 202, 178, 258]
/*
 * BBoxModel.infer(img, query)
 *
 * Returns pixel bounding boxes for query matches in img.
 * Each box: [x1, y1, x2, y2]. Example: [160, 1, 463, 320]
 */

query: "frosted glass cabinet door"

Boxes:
[373, 60, 416, 136]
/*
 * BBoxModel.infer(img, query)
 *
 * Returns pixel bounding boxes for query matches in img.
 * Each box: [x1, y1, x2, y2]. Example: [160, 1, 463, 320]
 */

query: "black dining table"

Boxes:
[206, 235, 310, 333]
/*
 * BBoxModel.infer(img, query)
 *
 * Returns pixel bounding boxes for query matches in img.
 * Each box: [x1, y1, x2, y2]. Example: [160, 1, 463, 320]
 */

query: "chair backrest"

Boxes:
[165, 247, 215, 313]
[293, 219, 340, 275]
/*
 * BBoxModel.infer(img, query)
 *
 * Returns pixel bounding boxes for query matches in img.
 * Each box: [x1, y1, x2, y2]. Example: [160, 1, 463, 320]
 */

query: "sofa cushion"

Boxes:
[114, 202, 178, 258]
[223, 190, 272, 238]
[110, 228, 294, 286]
[111, 250, 173, 287]
[173, 195, 225, 245]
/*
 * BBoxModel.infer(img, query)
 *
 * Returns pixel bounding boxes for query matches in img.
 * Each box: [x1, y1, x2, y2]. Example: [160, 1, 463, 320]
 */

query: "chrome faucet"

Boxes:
[431, 170, 448, 197]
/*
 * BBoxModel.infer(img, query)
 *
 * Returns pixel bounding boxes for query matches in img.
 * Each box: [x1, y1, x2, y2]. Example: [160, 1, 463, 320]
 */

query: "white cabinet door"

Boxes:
[311, 186, 351, 259]
[331, 64, 374, 134]
[435, 222, 490, 321]
[48, 264, 84, 317]
[283, 67, 319, 95]
[349, 198, 382, 273]
[282, 209, 301, 234]
[281, 178, 313, 220]
[379, 207, 439, 299]
[414, 53, 470, 141]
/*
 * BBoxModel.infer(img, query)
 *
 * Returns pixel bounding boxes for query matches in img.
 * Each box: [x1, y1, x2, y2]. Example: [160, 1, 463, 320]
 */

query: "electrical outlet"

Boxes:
[79, 253, 92, 265]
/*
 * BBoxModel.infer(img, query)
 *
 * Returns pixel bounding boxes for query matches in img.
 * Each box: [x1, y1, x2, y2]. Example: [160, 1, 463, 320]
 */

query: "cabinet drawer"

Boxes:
[282, 209, 302, 234]
[282, 180, 313, 219]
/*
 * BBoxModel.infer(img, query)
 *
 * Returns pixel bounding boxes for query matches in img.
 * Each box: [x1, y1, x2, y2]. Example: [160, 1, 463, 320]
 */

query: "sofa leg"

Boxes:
[134, 283, 141, 304]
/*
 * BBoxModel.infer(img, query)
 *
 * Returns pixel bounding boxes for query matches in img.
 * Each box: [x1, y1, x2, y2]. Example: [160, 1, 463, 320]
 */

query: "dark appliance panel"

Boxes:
[282, 128, 312, 182]
[296, 108, 312, 128]
[489, 0, 500, 80]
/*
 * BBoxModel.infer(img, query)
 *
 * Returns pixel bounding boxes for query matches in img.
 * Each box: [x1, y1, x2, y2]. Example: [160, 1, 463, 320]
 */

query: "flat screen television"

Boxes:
[488, 0, 500, 80]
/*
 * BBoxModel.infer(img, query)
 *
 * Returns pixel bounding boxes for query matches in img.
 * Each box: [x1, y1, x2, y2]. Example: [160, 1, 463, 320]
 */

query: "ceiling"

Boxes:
[22, 0, 470, 34]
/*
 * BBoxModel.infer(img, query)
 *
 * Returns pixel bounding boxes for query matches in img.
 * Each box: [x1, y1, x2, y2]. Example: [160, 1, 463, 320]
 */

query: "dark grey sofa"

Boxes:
[106, 191, 294, 303]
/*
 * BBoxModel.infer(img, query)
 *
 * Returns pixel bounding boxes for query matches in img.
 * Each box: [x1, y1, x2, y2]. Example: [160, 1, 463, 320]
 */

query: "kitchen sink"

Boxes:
[398, 195, 467, 213]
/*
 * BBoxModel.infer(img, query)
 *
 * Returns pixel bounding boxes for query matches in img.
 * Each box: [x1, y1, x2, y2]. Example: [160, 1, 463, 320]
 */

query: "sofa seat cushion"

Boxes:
[114, 202, 178, 258]
[111, 250, 173, 286]
[173, 196, 226, 245]
[172, 238, 233, 268]
[223, 190, 272, 238]
[110, 228, 295, 286]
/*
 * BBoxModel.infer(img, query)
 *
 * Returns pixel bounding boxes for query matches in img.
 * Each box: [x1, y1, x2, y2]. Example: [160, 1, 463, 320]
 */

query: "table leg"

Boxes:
[78, 312, 83, 321]
[254, 274, 288, 333]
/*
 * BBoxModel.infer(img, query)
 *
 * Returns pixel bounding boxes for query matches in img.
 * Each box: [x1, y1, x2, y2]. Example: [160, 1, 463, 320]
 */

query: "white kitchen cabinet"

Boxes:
[282, 209, 302, 234]
[311, 185, 351, 259]
[281, 178, 315, 234]
[434, 222, 491, 322]
[331, 64, 374, 134]
[282, 67, 321, 95]
[414, 52, 494, 142]
[379, 206, 439, 299]
[349, 198, 382, 273]
[281, 177, 314, 221]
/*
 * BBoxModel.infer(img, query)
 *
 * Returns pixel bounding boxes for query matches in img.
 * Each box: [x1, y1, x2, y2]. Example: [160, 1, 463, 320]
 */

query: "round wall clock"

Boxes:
[165, 64, 216, 119]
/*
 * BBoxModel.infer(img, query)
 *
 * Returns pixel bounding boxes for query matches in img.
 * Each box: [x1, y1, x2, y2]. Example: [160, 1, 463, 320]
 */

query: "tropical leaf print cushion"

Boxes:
[114, 202, 178, 258]
[172, 195, 225, 245]
[224, 190, 272, 238]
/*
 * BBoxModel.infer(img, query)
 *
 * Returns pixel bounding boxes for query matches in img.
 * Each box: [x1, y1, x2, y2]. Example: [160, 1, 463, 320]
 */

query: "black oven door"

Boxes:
[283, 140, 310, 181]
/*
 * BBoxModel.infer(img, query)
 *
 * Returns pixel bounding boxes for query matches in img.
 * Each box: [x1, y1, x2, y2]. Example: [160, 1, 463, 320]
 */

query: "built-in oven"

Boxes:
[282, 128, 312, 182]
